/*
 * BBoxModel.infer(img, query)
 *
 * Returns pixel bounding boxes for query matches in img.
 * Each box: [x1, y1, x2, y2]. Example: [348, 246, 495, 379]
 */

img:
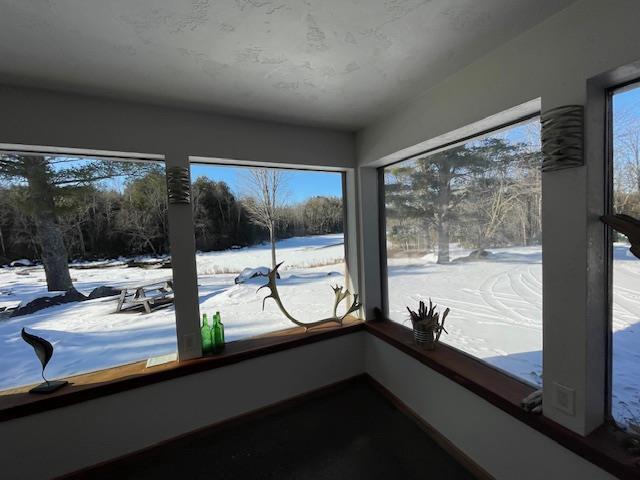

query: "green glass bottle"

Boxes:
[200, 313, 213, 355]
[217, 311, 225, 344]
[213, 311, 225, 352]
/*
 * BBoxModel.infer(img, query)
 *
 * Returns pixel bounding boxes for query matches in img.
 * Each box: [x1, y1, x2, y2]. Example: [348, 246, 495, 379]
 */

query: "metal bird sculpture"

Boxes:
[21, 328, 68, 394]
[601, 214, 640, 259]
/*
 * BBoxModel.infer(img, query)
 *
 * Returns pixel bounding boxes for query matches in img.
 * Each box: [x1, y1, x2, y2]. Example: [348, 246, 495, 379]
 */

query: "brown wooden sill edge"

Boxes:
[0, 321, 364, 422]
[4, 317, 638, 478]
[57, 374, 490, 480]
[365, 320, 640, 480]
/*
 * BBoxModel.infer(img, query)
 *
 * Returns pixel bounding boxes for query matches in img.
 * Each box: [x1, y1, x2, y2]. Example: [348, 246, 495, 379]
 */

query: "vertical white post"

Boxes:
[542, 89, 606, 434]
[357, 166, 382, 319]
[343, 169, 360, 306]
[165, 153, 201, 360]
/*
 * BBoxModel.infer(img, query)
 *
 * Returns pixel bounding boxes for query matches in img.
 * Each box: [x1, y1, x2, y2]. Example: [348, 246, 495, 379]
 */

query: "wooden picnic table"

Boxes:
[115, 280, 174, 314]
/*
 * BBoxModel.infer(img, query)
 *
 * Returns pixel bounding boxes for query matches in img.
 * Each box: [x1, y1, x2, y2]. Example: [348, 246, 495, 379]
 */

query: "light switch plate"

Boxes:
[183, 333, 196, 349]
[552, 382, 575, 416]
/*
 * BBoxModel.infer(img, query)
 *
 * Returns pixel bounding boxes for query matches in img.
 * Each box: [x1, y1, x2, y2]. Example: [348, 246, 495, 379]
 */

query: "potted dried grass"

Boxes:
[407, 299, 449, 350]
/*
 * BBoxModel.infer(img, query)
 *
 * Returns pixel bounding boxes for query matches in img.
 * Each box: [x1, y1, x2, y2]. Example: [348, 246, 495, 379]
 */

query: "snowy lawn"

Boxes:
[0, 234, 346, 391]
[387, 242, 640, 426]
[1, 234, 639, 426]
[387, 245, 543, 386]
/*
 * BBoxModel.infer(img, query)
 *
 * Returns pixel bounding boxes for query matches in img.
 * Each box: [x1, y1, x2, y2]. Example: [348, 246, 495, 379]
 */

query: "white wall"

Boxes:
[0, 84, 355, 169]
[357, 0, 640, 167]
[364, 335, 616, 480]
[0, 331, 618, 480]
[357, 0, 640, 434]
[0, 332, 365, 480]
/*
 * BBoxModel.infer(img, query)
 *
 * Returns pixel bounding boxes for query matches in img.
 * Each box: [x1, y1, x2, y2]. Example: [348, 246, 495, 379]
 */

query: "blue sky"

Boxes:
[190, 164, 342, 203]
[33, 158, 343, 202]
[613, 83, 640, 118]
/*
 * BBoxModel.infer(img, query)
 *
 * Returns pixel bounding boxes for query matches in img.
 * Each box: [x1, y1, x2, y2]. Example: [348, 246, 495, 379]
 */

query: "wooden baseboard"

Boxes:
[59, 373, 491, 480]
[364, 373, 495, 480]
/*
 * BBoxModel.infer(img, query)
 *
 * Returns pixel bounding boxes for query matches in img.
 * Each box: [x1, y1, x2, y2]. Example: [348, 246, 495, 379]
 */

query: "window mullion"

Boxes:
[166, 154, 202, 361]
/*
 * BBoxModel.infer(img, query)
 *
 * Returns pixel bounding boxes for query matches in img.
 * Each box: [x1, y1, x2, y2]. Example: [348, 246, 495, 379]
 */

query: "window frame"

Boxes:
[185, 158, 360, 348]
[376, 113, 543, 382]
[0, 146, 360, 395]
[0, 147, 186, 368]
[605, 77, 640, 425]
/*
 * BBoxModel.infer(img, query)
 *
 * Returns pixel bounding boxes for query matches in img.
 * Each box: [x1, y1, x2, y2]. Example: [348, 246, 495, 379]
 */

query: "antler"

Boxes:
[259, 263, 362, 331]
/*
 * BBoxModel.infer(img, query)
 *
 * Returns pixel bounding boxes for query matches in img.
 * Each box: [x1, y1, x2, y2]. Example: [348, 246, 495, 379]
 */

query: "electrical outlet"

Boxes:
[552, 382, 575, 416]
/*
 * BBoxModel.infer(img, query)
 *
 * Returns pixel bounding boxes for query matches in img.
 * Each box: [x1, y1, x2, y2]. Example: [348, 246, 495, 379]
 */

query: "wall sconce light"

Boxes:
[166, 166, 191, 204]
[541, 105, 584, 172]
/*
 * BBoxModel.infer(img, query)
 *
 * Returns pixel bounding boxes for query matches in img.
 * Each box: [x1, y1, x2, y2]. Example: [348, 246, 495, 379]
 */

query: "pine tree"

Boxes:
[0, 154, 145, 291]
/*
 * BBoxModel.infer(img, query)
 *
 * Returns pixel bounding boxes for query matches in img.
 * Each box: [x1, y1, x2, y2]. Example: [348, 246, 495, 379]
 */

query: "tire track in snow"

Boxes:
[478, 268, 536, 327]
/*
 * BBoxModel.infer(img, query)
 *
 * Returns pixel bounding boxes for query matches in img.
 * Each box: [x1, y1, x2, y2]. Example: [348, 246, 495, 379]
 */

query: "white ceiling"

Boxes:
[0, 0, 575, 130]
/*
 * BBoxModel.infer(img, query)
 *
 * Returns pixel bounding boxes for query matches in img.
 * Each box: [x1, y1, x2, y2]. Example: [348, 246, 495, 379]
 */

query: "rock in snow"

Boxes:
[12, 289, 87, 317]
[10, 259, 33, 267]
[88, 286, 122, 299]
[234, 266, 280, 284]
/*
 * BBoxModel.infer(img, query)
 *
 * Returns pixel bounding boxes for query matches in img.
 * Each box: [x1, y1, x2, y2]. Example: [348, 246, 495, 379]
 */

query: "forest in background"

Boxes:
[384, 129, 542, 263]
[0, 161, 343, 266]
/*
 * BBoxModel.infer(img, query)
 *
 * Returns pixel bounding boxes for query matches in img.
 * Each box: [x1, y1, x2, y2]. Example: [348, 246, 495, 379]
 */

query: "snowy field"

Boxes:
[387, 244, 543, 386]
[387, 242, 640, 426]
[0, 234, 346, 392]
[611, 244, 640, 425]
[1, 234, 639, 425]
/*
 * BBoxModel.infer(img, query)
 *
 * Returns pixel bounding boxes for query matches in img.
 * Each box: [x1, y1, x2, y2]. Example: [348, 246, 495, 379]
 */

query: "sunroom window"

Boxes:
[0, 152, 176, 390]
[381, 117, 543, 385]
[610, 81, 640, 427]
[189, 163, 348, 344]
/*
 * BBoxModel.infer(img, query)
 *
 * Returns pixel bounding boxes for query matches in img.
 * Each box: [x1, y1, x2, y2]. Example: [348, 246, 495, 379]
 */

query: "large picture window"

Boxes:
[190, 163, 347, 342]
[0, 153, 176, 390]
[610, 81, 640, 427]
[382, 117, 543, 385]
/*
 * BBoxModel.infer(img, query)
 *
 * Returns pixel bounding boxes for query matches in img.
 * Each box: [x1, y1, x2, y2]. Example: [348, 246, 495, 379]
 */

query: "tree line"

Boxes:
[384, 134, 542, 263]
[0, 155, 343, 291]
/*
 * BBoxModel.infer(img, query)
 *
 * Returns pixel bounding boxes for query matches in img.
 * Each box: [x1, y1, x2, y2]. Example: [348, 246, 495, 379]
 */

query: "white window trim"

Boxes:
[173, 158, 361, 361]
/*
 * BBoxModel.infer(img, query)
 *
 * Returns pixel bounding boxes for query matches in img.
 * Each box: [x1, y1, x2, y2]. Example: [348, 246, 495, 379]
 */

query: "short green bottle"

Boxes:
[212, 311, 225, 352]
[200, 313, 213, 355]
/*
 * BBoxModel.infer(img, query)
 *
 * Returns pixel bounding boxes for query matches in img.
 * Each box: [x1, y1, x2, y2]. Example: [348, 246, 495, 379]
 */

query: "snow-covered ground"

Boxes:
[0, 234, 346, 391]
[387, 242, 640, 426]
[611, 244, 640, 426]
[1, 234, 639, 426]
[387, 244, 543, 386]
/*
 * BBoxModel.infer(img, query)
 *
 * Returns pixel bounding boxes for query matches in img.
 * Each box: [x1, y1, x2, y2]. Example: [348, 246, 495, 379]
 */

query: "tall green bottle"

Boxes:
[201, 313, 213, 355]
[213, 311, 225, 352]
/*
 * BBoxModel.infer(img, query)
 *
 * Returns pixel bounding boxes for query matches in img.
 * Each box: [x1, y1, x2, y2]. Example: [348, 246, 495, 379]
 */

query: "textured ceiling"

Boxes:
[0, 0, 575, 129]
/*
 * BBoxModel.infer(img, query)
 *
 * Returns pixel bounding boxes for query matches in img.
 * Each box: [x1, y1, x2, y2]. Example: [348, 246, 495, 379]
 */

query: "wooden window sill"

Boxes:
[0, 318, 363, 422]
[365, 320, 640, 480]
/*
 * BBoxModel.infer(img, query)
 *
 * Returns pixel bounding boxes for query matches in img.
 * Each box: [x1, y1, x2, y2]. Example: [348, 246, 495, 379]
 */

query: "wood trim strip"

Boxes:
[365, 321, 534, 413]
[365, 320, 640, 480]
[365, 373, 494, 480]
[0, 321, 363, 422]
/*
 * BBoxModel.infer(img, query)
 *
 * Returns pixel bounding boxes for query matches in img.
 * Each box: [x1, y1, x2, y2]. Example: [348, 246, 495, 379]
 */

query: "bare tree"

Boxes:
[242, 168, 289, 268]
[614, 99, 640, 214]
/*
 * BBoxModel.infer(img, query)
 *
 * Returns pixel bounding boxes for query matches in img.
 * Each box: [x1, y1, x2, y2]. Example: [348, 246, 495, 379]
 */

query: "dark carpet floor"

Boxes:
[74, 380, 477, 479]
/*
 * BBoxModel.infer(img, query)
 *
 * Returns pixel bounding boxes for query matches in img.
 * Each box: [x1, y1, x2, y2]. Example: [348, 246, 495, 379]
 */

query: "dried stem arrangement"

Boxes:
[407, 299, 450, 349]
